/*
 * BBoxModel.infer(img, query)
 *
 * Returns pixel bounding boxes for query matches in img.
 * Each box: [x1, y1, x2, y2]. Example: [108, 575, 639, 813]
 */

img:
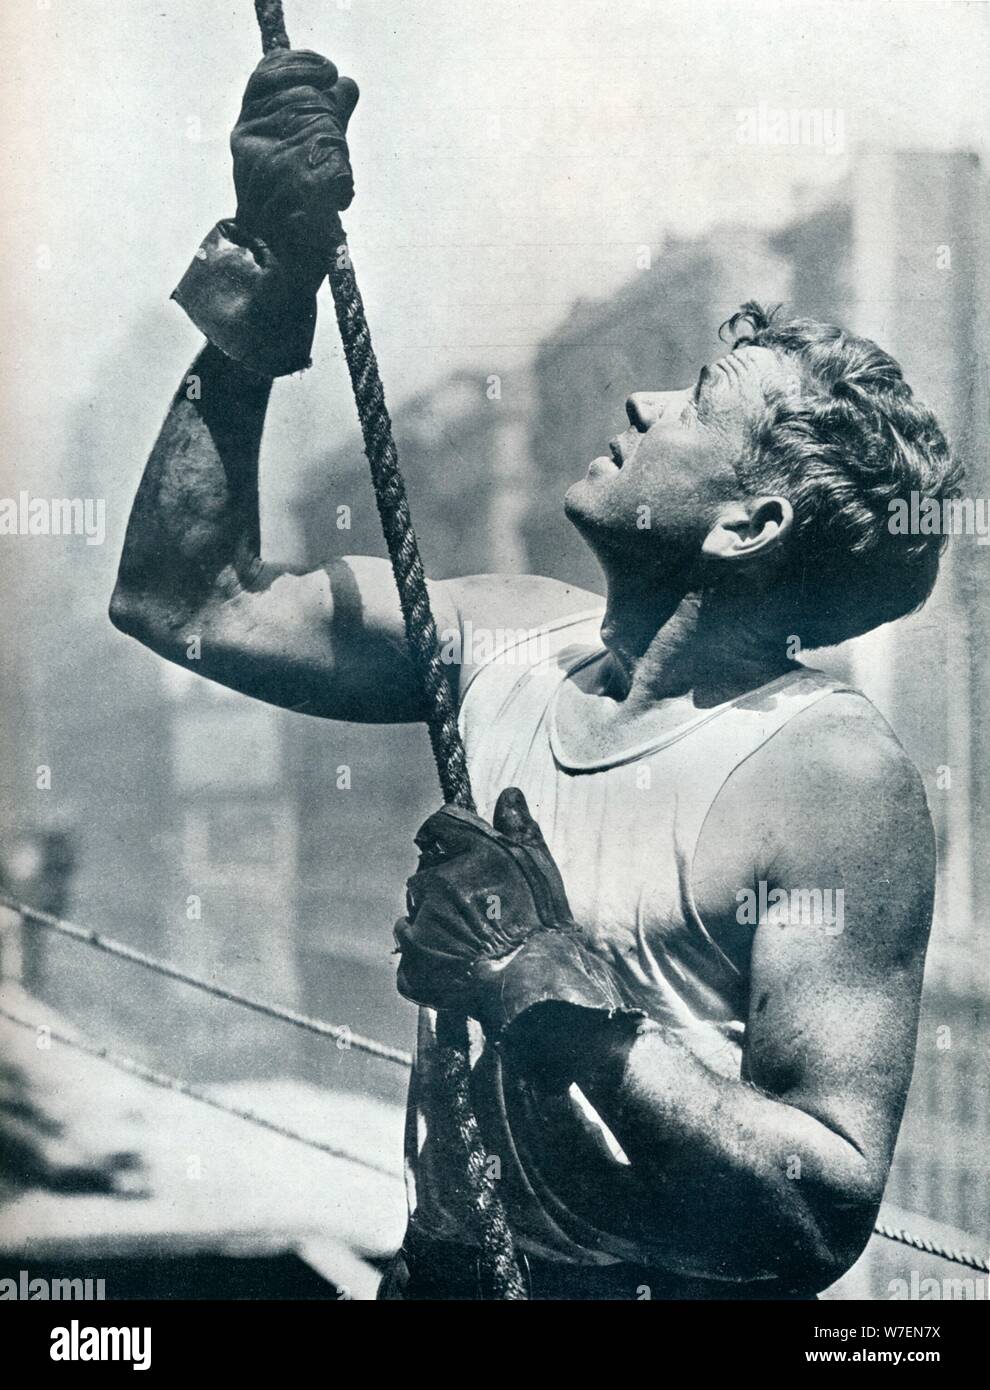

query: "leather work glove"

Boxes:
[172, 50, 359, 377]
[231, 48, 359, 263]
[394, 788, 643, 1088]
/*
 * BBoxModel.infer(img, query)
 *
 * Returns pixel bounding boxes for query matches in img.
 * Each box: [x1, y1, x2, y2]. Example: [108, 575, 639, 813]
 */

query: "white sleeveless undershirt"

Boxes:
[405, 608, 857, 1267]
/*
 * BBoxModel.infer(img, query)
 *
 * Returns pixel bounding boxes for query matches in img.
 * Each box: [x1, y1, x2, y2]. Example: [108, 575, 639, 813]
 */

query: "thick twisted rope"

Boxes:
[326, 256, 473, 809]
[254, 1, 526, 1298]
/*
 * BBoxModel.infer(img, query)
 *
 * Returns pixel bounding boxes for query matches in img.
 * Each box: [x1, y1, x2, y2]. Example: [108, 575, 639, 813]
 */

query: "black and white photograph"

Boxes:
[0, 0, 986, 1356]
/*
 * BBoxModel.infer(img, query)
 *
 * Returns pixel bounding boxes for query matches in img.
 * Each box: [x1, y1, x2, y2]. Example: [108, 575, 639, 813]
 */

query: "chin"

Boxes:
[563, 482, 623, 564]
[563, 477, 600, 530]
[563, 479, 585, 520]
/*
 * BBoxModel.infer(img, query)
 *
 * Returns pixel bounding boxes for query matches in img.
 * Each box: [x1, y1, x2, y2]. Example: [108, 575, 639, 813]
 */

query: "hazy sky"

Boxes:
[1, 0, 987, 512]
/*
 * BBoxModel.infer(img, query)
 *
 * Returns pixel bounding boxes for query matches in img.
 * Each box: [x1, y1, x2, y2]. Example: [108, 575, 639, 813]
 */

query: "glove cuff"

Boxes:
[479, 931, 645, 1087]
[171, 220, 322, 378]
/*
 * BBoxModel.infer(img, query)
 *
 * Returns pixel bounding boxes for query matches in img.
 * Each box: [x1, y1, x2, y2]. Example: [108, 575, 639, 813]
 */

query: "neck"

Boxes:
[599, 568, 796, 710]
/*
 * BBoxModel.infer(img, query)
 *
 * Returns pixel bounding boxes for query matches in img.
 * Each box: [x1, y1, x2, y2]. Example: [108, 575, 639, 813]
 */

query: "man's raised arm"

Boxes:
[111, 47, 595, 724]
[110, 48, 449, 721]
[109, 341, 455, 722]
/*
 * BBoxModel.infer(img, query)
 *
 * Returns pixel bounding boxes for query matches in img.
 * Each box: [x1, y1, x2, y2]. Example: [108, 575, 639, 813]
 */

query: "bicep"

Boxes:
[148, 560, 600, 722]
[160, 555, 458, 722]
[741, 723, 935, 1177]
[744, 911, 925, 1176]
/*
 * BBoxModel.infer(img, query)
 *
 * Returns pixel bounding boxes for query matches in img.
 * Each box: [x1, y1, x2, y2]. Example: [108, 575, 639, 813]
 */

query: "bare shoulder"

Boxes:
[704, 686, 936, 959]
[441, 572, 604, 633]
[760, 688, 931, 822]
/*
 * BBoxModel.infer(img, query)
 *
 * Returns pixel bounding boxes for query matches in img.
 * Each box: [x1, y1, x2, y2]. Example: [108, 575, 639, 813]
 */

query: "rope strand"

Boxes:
[255, 0, 290, 52]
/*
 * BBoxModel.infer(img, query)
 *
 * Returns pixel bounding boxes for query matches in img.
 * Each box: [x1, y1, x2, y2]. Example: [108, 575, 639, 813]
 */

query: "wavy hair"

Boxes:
[721, 302, 963, 648]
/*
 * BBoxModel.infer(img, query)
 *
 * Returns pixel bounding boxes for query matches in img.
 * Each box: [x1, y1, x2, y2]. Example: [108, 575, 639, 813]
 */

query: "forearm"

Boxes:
[111, 345, 272, 638]
[570, 1019, 877, 1289]
[398, 796, 876, 1289]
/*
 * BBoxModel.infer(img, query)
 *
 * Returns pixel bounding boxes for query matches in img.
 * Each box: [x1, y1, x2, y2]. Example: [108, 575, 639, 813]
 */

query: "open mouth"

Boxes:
[608, 440, 624, 468]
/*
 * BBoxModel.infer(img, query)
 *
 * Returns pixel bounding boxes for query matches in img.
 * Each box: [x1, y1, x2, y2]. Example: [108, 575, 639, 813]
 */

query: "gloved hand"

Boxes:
[394, 788, 642, 1087]
[231, 48, 359, 271]
[172, 50, 359, 377]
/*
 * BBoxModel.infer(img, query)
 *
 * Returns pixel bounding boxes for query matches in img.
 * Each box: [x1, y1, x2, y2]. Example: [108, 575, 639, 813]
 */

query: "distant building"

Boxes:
[291, 368, 534, 580]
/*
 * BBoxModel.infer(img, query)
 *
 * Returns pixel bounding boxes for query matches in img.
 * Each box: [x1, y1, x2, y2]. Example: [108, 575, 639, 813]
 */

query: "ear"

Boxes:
[701, 495, 793, 562]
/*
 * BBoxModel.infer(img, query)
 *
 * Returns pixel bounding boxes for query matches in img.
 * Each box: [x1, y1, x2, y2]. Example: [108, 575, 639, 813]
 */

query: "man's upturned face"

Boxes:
[564, 345, 792, 572]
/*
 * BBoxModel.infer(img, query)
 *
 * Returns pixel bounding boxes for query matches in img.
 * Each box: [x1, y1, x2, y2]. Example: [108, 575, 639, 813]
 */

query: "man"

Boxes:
[110, 49, 961, 1299]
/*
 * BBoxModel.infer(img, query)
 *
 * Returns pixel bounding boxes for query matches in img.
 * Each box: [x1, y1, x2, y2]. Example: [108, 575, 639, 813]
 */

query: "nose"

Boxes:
[626, 392, 664, 431]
